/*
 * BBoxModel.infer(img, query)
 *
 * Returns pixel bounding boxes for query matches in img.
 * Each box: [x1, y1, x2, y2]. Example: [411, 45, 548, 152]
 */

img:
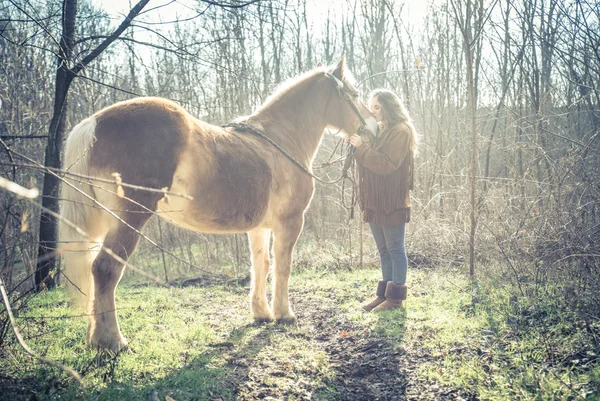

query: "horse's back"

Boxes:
[75, 97, 283, 233]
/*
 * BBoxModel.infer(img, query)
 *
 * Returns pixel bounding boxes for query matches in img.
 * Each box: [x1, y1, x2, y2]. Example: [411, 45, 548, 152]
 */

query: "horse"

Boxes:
[59, 57, 378, 352]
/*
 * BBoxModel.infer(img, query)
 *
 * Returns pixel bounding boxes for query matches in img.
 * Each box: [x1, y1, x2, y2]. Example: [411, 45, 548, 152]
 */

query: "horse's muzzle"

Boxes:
[360, 118, 379, 139]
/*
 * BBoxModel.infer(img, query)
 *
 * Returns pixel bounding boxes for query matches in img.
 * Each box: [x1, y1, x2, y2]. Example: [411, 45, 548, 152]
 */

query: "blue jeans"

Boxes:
[369, 223, 408, 285]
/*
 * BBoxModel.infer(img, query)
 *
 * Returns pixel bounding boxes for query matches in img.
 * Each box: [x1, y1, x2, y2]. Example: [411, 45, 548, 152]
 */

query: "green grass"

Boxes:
[1, 266, 599, 400]
[394, 268, 600, 401]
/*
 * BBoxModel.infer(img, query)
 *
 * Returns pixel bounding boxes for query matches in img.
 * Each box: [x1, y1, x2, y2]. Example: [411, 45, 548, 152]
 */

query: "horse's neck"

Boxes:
[254, 81, 328, 165]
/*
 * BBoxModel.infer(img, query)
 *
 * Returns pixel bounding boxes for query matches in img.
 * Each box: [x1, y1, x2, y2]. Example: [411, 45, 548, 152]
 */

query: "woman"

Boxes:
[348, 89, 418, 312]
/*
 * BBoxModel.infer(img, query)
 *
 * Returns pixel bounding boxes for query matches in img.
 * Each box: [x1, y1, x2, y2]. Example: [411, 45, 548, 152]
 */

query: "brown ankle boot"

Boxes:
[362, 280, 388, 311]
[373, 282, 407, 312]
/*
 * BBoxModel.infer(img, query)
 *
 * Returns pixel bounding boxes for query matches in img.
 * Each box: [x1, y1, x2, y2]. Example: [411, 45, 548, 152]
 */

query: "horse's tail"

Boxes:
[59, 116, 107, 311]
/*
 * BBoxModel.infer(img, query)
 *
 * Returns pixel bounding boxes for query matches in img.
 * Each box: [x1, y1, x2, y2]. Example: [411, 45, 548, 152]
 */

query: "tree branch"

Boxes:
[0, 277, 84, 386]
[71, 0, 150, 76]
[200, 0, 262, 9]
[6, 0, 61, 49]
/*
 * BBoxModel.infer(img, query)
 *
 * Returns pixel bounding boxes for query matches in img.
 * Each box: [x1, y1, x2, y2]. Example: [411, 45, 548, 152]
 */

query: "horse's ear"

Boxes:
[316, 61, 323, 67]
[333, 56, 345, 80]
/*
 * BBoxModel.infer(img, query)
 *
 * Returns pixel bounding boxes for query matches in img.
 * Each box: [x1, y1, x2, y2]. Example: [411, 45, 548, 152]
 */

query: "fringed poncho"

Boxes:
[353, 121, 414, 226]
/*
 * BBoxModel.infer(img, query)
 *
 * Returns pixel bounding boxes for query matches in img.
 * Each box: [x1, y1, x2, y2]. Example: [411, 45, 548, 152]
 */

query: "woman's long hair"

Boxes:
[369, 89, 419, 153]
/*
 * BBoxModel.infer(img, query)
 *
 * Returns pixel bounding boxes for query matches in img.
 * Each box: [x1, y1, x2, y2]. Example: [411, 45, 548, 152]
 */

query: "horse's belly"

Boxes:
[156, 188, 265, 234]
[157, 135, 273, 233]
[157, 171, 269, 234]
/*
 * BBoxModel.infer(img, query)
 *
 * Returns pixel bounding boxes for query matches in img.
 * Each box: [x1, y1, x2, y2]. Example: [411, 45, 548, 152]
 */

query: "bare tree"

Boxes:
[34, 0, 151, 290]
[450, 0, 491, 279]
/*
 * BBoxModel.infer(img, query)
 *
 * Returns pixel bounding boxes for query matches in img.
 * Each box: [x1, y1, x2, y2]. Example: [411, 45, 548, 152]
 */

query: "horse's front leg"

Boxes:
[272, 216, 303, 323]
[248, 228, 273, 322]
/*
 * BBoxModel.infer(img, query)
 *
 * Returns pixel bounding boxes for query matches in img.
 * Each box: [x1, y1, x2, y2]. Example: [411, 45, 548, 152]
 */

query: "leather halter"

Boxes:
[324, 72, 369, 131]
[222, 71, 372, 184]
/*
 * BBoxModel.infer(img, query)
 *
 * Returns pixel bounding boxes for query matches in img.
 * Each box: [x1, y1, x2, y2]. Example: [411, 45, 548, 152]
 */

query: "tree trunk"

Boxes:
[34, 0, 150, 290]
[451, 0, 481, 279]
[35, 0, 77, 290]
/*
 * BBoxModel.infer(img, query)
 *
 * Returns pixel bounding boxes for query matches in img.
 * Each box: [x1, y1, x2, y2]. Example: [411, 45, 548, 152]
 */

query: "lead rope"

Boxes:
[223, 122, 359, 218]
[222, 122, 351, 185]
[223, 72, 369, 216]
[317, 133, 358, 219]
[341, 147, 358, 219]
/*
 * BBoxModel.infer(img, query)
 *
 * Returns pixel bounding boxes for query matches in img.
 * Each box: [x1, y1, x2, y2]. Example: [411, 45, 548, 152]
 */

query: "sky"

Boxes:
[87, 0, 435, 76]
[92, 0, 433, 28]
[94, 0, 199, 24]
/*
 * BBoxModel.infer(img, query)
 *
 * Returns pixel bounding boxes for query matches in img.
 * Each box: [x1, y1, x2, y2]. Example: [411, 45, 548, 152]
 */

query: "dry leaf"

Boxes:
[112, 172, 122, 185]
[20, 211, 29, 232]
[161, 187, 170, 204]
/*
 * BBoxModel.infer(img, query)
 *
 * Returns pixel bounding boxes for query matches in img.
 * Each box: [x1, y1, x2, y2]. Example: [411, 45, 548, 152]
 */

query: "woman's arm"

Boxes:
[353, 125, 411, 175]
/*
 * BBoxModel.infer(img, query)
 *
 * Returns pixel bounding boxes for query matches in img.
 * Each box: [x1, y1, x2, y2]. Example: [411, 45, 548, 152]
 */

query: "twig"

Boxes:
[0, 161, 193, 200]
[482, 222, 525, 297]
[0, 135, 48, 140]
[60, 174, 220, 277]
[2, 143, 226, 280]
[200, 0, 262, 9]
[17, 307, 126, 320]
[0, 179, 172, 288]
[553, 254, 600, 265]
[0, 277, 84, 386]
[26, 192, 172, 288]
[0, 176, 39, 198]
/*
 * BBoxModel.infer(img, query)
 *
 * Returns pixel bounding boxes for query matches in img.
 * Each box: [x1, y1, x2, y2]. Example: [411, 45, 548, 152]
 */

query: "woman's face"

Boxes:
[369, 96, 384, 123]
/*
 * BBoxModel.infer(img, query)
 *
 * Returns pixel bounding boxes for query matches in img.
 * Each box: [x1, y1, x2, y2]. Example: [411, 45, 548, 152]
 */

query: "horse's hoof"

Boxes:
[88, 333, 128, 354]
[119, 344, 135, 354]
[252, 307, 273, 323]
[275, 315, 297, 325]
[254, 316, 274, 324]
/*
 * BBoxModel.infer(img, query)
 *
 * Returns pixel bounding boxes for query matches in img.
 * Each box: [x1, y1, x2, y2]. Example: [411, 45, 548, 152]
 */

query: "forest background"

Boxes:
[0, 0, 599, 399]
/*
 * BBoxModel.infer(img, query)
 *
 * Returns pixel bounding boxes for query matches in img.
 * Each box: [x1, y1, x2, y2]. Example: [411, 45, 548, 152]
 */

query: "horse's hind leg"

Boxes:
[87, 207, 154, 353]
[248, 228, 273, 322]
[272, 216, 303, 323]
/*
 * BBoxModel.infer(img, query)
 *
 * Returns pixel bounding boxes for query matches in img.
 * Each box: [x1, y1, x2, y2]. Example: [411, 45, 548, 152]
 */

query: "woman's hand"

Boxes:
[348, 134, 363, 148]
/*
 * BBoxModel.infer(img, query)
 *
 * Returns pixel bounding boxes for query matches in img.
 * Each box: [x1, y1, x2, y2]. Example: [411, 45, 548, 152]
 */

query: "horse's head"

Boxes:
[322, 58, 378, 140]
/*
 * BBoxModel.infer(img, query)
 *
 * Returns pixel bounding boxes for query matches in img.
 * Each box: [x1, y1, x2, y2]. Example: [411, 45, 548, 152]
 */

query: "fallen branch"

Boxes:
[0, 277, 84, 386]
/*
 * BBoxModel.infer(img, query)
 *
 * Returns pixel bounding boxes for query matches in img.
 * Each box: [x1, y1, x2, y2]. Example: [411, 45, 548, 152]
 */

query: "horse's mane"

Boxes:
[253, 62, 357, 115]
[255, 67, 325, 113]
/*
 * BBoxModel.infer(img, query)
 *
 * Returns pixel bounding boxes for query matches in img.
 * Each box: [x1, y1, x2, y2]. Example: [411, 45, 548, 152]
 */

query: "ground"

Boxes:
[222, 284, 471, 401]
[1, 266, 598, 400]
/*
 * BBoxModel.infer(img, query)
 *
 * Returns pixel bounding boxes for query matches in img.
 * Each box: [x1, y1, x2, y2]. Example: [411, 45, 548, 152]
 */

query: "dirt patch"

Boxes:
[218, 289, 475, 401]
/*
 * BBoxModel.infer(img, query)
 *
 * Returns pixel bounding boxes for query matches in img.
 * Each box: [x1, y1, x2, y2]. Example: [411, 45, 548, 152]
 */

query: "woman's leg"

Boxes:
[382, 223, 408, 285]
[372, 223, 408, 312]
[362, 223, 391, 311]
[369, 223, 392, 281]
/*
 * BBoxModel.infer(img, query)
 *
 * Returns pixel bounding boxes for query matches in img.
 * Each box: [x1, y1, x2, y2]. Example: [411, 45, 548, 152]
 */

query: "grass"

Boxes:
[1, 264, 599, 400]
[399, 270, 600, 401]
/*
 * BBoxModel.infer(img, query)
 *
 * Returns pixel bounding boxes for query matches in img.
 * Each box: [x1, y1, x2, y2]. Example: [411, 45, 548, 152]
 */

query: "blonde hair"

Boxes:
[369, 89, 419, 153]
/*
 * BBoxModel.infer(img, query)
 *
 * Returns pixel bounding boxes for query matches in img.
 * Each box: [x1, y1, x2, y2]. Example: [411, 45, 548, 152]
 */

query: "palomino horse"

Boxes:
[59, 58, 377, 352]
